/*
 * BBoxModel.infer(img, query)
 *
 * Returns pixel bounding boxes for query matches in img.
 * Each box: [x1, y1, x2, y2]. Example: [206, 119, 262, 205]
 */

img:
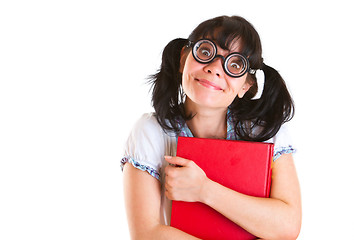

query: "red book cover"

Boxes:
[170, 137, 274, 240]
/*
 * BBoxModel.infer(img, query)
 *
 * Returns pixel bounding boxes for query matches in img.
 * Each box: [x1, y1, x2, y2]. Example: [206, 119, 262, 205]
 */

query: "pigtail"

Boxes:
[231, 63, 295, 142]
[149, 38, 190, 133]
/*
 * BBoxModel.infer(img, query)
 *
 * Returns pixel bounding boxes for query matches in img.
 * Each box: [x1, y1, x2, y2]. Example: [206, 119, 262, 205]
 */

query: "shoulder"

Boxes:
[133, 112, 162, 133]
[126, 113, 168, 152]
[129, 112, 177, 139]
[122, 113, 176, 180]
[133, 112, 178, 137]
[266, 124, 296, 161]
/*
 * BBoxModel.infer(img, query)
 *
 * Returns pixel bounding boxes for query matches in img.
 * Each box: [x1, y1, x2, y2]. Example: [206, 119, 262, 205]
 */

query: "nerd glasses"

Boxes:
[190, 39, 255, 78]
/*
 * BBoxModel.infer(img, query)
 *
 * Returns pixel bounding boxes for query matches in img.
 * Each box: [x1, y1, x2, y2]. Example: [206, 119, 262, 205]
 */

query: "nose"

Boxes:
[204, 57, 224, 77]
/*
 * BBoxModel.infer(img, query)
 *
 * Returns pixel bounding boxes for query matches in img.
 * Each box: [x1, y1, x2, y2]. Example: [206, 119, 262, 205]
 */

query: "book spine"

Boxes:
[266, 144, 274, 197]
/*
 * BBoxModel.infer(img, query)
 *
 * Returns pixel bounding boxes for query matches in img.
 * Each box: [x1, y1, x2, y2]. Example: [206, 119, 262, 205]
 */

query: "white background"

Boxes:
[1, 0, 353, 239]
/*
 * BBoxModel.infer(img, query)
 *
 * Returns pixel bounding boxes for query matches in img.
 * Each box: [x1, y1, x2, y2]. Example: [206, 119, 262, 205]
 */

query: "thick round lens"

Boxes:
[194, 40, 216, 62]
[226, 54, 247, 76]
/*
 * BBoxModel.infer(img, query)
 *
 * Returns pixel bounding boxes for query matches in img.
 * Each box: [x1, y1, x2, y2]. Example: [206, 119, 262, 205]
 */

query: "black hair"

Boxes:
[149, 15, 294, 142]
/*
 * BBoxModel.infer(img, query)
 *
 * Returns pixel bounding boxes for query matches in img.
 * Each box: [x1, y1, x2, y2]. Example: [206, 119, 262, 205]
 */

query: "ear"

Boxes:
[179, 46, 189, 73]
[238, 81, 253, 98]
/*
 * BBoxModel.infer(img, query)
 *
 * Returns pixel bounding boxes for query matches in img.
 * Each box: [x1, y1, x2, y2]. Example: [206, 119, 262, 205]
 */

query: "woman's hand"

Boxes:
[164, 156, 208, 202]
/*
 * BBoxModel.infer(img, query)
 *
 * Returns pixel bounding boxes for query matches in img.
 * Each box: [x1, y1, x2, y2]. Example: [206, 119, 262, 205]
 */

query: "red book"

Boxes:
[171, 137, 274, 240]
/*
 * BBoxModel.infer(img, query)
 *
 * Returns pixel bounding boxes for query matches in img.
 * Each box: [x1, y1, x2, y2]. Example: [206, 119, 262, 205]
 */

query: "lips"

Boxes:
[197, 79, 223, 90]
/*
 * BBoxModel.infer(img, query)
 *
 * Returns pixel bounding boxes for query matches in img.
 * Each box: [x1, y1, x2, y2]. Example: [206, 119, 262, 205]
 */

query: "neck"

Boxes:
[184, 98, 228, 139]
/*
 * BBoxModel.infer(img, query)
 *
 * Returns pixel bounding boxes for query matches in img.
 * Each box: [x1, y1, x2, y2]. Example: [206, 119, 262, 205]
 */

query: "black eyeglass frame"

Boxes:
[189, 39, 255, 78]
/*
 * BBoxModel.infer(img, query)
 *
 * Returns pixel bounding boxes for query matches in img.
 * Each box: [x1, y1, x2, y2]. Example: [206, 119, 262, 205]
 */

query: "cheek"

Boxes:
[225, 76, 246, 93]
[224, 76, 249, 101]
[182, 53, 199, 74]
[181, 55, 199, 89]
[181, 71, 196, 100]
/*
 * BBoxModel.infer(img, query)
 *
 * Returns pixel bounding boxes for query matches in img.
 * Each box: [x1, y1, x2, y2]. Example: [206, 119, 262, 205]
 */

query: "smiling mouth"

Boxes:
[196, 79, 223, 91]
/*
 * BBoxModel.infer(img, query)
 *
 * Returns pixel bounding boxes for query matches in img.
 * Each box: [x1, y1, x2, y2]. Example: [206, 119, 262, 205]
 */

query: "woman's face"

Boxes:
[181, 39, 252, 110]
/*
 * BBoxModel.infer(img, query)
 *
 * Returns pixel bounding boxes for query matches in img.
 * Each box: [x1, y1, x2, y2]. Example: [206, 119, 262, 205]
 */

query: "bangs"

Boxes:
[208, 28, 244, 52]
[188, 16, 261, 65]
[188, 16, 247, 54]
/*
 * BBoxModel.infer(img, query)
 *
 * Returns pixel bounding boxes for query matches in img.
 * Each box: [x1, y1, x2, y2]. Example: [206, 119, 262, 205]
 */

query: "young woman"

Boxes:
[122, 15, 301, 240]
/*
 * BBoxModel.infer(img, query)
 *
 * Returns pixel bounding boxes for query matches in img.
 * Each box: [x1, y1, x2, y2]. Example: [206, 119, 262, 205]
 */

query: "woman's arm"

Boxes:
[123, 163, 200, 240]
[165, 154, 302, 240]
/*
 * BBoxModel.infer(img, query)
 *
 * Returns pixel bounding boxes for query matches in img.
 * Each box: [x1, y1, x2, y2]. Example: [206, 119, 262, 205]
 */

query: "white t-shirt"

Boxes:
[121, 112, 295, 225]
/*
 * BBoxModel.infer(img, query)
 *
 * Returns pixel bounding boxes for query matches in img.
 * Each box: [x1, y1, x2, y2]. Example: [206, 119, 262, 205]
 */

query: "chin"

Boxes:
[191, 96, 226, 109]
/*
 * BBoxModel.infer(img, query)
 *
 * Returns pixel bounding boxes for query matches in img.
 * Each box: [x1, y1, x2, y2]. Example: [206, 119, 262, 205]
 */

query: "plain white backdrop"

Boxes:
[1, 0, 353, 239]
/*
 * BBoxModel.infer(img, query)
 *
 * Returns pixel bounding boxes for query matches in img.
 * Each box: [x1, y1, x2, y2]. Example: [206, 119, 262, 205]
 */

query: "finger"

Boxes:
[165, 164, 179, 179]
[164, 156, 190, 167]
[165, 189, 173, 200]
[164, 164, 172, 176]
[164, 165, 176, 182]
